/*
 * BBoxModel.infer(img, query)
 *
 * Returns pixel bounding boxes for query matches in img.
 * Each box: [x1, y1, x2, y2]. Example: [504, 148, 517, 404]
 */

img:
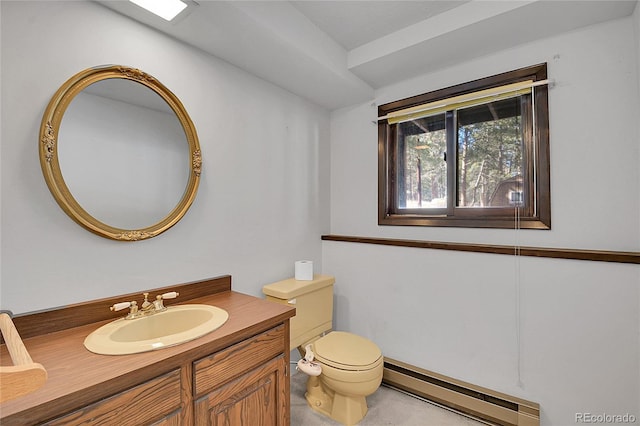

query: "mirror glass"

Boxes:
[39, 66, 201, 241]
[58, 79, 190, 230]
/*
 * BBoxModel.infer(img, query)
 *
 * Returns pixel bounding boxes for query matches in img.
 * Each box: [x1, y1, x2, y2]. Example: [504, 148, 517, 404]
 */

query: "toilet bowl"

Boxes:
[304, 331, 383, 425]
[262, 275, 383, 426]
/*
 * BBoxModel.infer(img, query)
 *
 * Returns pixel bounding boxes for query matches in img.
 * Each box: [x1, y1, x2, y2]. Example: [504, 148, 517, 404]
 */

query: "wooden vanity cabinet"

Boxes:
[193, 325, 288, 426]
[0, 278, 294, 426]
[40, 326, 289, 426]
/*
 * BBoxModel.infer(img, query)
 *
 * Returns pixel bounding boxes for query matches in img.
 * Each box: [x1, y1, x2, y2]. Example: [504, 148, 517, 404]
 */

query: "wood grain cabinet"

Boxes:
[193, 326, 288, 426]
[0, 279, 294, 426]
[44, 369, 182, 425]
[40, 326, 289, 426]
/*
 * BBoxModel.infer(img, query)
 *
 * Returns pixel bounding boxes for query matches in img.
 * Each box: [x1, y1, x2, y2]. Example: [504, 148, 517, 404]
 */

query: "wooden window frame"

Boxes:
[378, 63, 551, 229]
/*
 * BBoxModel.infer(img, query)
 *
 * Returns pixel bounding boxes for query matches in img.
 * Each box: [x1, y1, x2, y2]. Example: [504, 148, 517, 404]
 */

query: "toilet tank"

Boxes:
[262, 275, 334, 351]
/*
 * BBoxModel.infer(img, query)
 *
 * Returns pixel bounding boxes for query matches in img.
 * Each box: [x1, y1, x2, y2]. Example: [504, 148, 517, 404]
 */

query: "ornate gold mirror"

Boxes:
[39, 65, 201, 241]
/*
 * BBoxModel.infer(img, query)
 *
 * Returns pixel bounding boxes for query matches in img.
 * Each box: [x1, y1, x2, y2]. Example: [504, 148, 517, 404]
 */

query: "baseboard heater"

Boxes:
[382, 358, 540, 426]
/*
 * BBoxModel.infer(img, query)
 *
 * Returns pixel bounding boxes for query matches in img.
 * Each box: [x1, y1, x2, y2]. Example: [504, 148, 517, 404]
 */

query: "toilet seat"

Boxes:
[313, 331, 382, 371]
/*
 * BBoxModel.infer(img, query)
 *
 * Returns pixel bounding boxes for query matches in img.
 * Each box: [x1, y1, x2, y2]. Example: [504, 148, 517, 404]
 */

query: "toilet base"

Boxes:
[305, 376, 369, 426]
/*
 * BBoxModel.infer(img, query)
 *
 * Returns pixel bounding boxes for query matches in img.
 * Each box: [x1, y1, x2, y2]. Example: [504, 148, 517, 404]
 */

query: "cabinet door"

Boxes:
[194, 325, 285, 396]
[44, 369, 181, 425]
[194, 356, 287, 426]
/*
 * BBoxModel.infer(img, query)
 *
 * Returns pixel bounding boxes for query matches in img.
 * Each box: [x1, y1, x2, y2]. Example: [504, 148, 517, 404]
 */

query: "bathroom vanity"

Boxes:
[0, 276, 295, 425]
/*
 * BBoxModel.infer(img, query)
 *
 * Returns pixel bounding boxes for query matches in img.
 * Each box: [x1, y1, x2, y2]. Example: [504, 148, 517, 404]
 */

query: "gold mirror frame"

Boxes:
[39, 65, 202, 241]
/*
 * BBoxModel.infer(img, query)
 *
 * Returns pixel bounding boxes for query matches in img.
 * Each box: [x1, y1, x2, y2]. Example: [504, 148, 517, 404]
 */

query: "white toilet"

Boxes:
[263, 275, 383, 426]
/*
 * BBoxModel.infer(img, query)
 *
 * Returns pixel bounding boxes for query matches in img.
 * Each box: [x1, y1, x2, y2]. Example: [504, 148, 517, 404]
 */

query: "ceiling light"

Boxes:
[129, 0, 187, 21]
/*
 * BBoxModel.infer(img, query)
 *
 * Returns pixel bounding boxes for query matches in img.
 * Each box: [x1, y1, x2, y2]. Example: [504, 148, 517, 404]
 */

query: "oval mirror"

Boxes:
[39, 65, 201, 241]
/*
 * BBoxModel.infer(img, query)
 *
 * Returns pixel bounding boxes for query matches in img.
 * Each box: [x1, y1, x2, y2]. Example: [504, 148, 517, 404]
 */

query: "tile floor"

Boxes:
[290, 371, 488, 426]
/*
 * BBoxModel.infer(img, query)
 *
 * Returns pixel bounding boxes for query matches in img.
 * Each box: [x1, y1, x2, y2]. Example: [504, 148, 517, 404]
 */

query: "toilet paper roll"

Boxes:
[295, 260, 313, 281]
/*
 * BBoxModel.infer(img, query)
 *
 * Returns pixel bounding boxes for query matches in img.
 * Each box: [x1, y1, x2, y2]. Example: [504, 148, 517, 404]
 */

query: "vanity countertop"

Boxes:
[0, 278, 295, 424]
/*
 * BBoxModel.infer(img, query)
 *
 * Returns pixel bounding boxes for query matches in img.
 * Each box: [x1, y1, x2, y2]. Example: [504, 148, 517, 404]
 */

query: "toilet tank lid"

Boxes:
[262, 275, 335, 299]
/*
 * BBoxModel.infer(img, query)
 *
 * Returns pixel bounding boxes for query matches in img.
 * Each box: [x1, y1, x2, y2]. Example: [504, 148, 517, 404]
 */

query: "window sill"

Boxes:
[379, 214, 550, 230]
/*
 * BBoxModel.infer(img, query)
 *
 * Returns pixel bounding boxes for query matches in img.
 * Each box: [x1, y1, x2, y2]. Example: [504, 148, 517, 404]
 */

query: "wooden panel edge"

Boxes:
[5, 275, 232, 341]
[322, 235, 639, 264]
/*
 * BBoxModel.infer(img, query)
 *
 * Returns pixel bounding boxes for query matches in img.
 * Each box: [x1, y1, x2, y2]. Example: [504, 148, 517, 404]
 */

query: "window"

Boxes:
[378, 64, 550, 229]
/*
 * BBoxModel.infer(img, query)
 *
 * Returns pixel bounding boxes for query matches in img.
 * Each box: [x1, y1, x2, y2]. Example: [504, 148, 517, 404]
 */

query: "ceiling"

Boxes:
[290, 1, 470, 50]
[96, 0, 638, 110]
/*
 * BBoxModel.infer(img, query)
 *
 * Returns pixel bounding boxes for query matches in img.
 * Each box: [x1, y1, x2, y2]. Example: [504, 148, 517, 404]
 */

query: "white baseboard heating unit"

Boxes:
[383, 358, 540, 426]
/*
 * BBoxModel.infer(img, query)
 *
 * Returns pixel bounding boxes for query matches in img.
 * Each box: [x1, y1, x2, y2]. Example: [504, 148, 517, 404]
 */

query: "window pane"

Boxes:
[397, 114, 446, 209]
[456, 96, 524, 208]
[379, 64, 550, 228]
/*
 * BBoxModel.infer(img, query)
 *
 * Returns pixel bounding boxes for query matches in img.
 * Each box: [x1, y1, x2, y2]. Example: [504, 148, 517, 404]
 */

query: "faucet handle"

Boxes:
[111, 301, 139, 319]
[151, 292, 179, 312]
[110, 301, 132, 312]
[161, 291, 179, 300]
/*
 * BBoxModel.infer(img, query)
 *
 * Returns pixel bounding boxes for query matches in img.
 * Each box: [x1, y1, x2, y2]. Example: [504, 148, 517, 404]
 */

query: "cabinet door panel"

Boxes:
[194, 326, 285, 396]
[195, 356, 287, 426]
[44, 369, 181, 425]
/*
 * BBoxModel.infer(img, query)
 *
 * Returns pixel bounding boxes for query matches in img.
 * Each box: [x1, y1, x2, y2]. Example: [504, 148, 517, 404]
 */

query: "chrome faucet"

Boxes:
[110, 291, 180, 320]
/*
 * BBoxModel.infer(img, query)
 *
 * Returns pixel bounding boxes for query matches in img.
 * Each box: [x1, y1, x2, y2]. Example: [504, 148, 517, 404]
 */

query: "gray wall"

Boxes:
[325, 12, 640, 426]
[1, 1, 639, 425]
[0, 1, 330, 313]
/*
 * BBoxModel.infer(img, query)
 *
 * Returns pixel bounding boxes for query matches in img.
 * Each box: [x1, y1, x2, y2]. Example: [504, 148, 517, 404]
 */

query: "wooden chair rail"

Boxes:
[322, 235, 640, 264]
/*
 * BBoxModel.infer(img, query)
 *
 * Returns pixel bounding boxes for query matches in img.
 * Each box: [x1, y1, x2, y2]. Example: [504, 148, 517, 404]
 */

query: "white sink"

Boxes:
[84, 304, 229, 355]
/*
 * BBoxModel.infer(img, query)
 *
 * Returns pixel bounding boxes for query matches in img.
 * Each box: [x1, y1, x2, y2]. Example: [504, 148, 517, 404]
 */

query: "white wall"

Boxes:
[326, 14, 640, 426]
[0, 1, 330, 313]
[636, 0, 640, 245]
[2, 1, 639, 424]
[634, 2, 640, 417]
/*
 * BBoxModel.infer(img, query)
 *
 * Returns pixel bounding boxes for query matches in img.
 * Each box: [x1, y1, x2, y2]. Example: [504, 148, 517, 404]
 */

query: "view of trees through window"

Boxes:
[398, 114, 447, 209]
[398, 96, 524, 210]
